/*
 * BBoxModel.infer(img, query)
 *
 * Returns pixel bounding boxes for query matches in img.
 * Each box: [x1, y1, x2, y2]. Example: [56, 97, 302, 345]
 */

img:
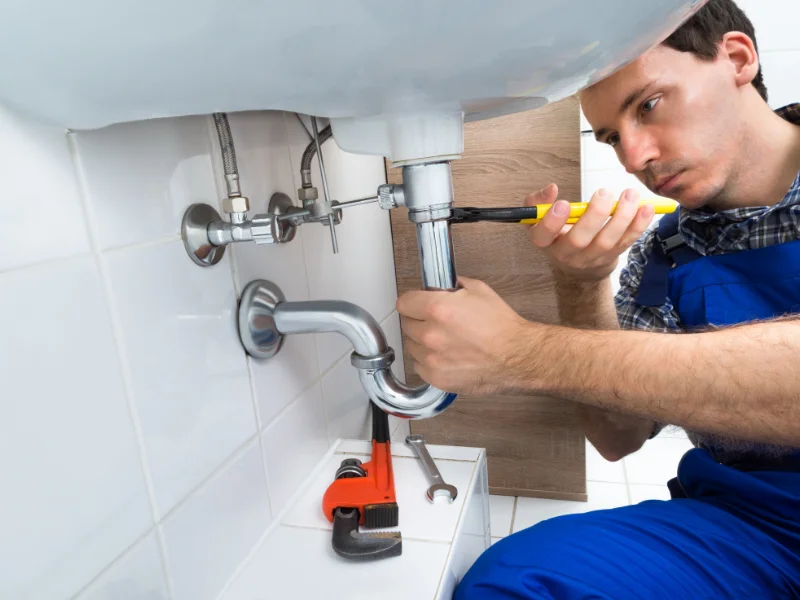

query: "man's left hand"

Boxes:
[396, 277, 534, 396]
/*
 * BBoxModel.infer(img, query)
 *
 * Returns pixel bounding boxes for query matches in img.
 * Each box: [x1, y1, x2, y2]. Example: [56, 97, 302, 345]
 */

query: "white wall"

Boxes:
[0, 107, 408, 600]
[580, 0, 800, 293]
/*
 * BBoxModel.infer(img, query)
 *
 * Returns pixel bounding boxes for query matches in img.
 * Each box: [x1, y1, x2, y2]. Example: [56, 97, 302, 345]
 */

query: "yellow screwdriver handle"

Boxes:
[520, 199, 678, 225]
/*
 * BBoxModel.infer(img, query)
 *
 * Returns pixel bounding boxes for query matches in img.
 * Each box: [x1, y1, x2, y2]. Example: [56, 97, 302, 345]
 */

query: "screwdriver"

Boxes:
[450, 200, 677, 225]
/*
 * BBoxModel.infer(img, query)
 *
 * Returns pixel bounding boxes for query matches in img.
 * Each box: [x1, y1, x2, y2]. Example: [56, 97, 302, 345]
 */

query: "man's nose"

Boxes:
[619, 131, 659, 176]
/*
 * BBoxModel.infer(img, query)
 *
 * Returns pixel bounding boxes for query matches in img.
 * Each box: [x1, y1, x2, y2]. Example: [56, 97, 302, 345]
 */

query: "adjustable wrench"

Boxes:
[406, 434, 458, 503]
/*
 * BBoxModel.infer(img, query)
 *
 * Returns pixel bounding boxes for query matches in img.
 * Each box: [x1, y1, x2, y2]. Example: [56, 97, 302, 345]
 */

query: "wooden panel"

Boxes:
[388, 96, 586, 500]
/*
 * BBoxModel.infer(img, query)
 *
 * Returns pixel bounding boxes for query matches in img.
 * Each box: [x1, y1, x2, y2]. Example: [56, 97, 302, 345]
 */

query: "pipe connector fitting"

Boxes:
[223, 196, 250, 215]
[378, 184, 406, 210]
[351, 349, 395, 371]
[297, 186, 319, 204]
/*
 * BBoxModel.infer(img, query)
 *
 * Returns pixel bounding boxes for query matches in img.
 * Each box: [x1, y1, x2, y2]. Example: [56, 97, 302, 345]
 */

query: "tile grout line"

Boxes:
[278, 521, 454, 545]
[0, 249, 94, 277]
[67, 526, 161, 600]
[158, 431, 262, 527]
[0, 224, 185, 279]
[101, 233, 183, 254]
[621, 458, 634, 505]
[66, 132, 177, 600]
[508, 496, 519, 536]
[206, 110, 279, 524]
[431, 460, 482, 600]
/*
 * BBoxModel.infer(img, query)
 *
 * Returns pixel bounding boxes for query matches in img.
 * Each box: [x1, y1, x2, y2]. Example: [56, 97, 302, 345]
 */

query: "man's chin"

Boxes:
[674, 195, 707, 211]
[665, 185, 710, 212]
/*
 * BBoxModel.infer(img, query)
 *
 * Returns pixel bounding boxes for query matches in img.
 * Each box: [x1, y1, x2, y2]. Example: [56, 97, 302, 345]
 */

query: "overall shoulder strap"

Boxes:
[634, 210, 701, 307]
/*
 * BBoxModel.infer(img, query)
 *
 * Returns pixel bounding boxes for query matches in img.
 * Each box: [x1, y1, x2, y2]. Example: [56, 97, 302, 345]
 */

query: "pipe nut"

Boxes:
[351, 348, 395, 371]
[222, 196, 250, 214]
[378, 184, 405, 210]
[297, 187, 319, 203]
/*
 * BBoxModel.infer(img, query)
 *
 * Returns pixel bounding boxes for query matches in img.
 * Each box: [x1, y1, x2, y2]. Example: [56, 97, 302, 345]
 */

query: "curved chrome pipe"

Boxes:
[238, 279, 455, 419]
[274, 301, 388, 357]
[274, 299, 456, 419]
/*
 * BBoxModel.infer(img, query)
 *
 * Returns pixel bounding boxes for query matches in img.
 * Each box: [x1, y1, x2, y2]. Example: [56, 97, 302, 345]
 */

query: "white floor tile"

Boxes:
[491, 537, 503, 546]
[629, 484, 672, 504]
[624, 437, 694, 486]
[585, 439, 626, 483]
[489, 495, 515, 538]
[220, 526, 450, 600]
[512, 482, 629, 532]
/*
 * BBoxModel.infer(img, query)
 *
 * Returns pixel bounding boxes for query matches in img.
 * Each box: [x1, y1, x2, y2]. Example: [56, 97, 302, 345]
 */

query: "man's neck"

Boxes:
[714, 98, 800, 211]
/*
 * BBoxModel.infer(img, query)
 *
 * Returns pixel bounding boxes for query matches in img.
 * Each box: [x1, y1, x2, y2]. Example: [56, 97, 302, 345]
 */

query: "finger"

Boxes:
[586, 189, 641, 255]
[400, 317, 427, 344]
[562, 188, 616, 250]
[454, 276, 489, 294]
[529, 199, 572, 248]
[617, 204, 656, 250]
[412, 360, 435, 386]
[405, 338, 435, 368]
[524, 183, 558, 207]
[396, 290, 448, 320]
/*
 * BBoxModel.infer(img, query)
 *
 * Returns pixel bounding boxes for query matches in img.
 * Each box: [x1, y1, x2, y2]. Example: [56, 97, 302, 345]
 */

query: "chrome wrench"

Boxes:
[406, 434, 458, 503]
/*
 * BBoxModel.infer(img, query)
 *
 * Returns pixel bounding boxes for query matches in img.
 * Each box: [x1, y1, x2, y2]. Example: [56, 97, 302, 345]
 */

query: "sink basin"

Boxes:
[2, 0, 705, 133]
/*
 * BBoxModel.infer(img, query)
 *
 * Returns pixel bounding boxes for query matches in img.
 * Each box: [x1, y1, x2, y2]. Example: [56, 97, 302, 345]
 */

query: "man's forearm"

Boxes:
[523, 318, 800, 447]
[554, 275, 656, 459]
[554, 275, 620, 330]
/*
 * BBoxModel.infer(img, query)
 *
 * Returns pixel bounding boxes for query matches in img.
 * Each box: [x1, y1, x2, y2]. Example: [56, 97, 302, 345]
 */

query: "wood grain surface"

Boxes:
[388, 96, 587, 500]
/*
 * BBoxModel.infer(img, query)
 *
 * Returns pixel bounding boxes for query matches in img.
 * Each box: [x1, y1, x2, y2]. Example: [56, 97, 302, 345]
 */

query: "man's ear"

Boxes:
[719, 31, 760, 89]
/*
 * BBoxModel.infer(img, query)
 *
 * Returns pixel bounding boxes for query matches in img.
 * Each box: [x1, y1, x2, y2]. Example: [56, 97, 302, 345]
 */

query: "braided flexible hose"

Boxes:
[301, 124, 332, 172]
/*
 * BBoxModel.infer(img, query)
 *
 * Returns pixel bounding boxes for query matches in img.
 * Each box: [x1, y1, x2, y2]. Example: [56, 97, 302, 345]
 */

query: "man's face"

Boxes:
[579, 45, 745, 210]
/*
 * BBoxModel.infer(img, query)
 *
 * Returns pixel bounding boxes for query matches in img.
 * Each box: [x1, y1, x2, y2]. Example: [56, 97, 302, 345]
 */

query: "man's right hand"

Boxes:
[526, 184, 655, 282]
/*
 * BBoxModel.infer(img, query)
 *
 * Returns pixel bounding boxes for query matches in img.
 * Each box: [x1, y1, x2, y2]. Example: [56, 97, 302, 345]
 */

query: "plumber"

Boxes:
[397, 1, 800, 597]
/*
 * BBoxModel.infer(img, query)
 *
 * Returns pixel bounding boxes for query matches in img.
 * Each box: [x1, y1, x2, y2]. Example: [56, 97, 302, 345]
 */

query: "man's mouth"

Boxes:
[654, 171, 684, 196]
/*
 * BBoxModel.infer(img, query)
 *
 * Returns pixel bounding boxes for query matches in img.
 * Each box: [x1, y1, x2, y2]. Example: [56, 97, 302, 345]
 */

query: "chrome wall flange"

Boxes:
[182, 203, 226, 267]
[238, 279, 286, 359]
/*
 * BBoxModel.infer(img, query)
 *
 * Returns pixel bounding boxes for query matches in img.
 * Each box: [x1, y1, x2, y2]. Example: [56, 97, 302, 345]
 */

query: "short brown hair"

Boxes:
[662, 0, 768, 101]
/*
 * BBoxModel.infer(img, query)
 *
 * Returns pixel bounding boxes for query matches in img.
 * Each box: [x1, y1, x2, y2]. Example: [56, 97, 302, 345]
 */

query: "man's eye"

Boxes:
[642, 97, 660, 113]
[606, 134, 620, 147]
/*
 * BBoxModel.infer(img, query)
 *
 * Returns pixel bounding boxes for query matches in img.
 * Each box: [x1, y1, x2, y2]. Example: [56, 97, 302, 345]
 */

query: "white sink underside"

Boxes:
[2, 0, 705, 130]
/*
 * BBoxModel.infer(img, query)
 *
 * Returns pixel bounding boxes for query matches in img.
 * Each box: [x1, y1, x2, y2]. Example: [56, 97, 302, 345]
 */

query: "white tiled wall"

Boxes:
[581, 0, 800, 294]
[0, 107, 399, 600]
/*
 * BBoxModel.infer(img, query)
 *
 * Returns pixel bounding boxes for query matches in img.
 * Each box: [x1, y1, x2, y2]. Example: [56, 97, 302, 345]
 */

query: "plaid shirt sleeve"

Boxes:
[614, 229, 683, 333]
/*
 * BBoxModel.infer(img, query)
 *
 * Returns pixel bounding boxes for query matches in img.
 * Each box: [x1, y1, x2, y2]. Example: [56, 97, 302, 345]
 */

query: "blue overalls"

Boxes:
[455, 212, 800, 599]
